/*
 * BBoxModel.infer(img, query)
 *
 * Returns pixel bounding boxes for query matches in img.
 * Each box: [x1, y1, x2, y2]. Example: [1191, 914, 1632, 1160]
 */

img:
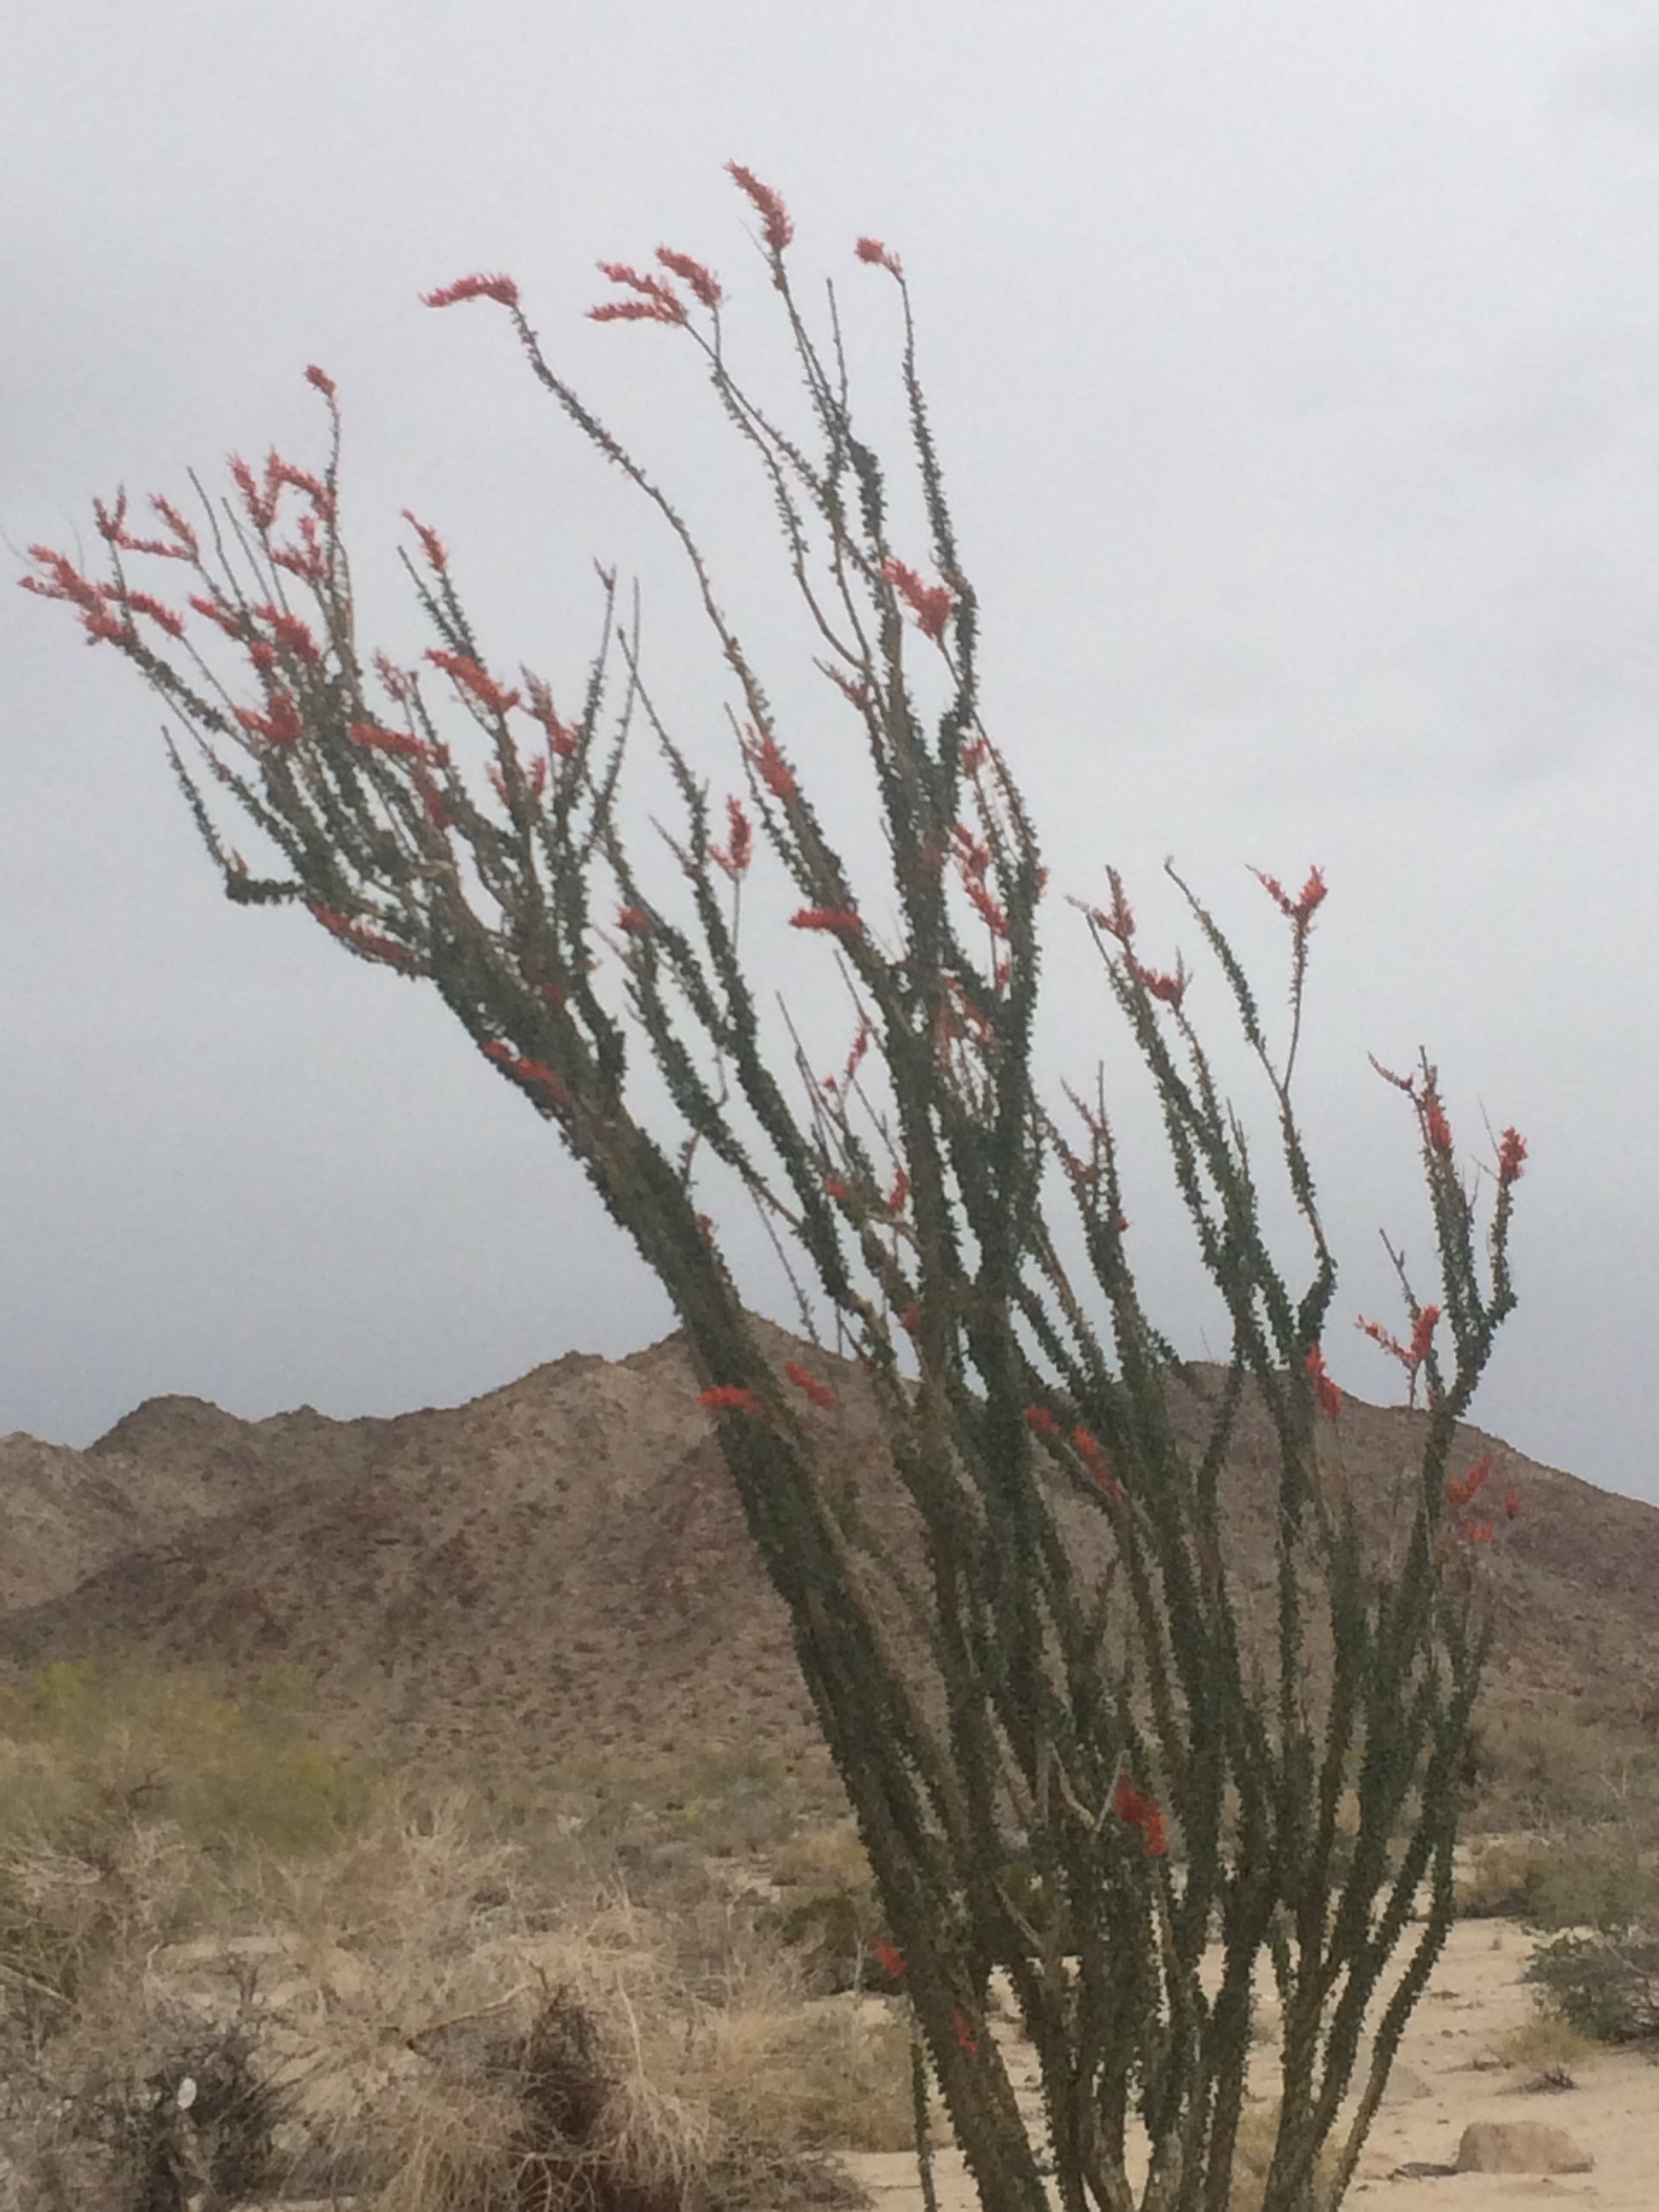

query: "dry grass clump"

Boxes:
[1493, 2011, 1599, 2072]
[0, 1666, 887, 2211]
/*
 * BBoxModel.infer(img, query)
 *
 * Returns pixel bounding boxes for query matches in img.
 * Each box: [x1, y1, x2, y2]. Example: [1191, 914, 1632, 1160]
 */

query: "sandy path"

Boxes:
[842, 1922, 1657, 2210]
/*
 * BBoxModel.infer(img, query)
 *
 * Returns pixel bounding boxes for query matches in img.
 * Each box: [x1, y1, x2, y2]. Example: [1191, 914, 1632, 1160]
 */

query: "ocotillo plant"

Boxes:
[24, 168, 1525, 2212]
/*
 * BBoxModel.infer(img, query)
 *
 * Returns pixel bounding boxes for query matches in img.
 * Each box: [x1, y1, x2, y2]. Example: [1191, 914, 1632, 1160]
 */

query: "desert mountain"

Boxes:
[1, 1323, 1656, 1769]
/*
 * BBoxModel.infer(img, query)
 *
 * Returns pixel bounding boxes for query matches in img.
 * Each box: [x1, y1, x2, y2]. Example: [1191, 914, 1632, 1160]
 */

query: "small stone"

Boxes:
[1454, 2121, 1593, 2175]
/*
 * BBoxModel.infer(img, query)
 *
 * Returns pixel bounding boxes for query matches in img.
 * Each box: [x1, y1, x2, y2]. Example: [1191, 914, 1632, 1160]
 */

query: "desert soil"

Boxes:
[842, 1922, 1656, 2211]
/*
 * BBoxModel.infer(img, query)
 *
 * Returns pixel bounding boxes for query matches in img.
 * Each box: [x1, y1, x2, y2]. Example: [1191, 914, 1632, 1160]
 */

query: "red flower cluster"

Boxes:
[422, 272, 521, 310]
[872, 1940, 905, 1980]
[426, 648, 521, 718]
[711, 795, 753, 880]
[792, 908, 863, 940]
[785, 1361, 836, 1411]
[1024, 1405, 1059, 1436]
[698, 1384, 763, 1418]
[1091, 869, 1136, 946]
[1498, 1128, 1528, 1187]
[617, 906, 649, 935]
[1113, 1773, 1169, 1858]
[743, 729, 798, 801]
[1072, 1427, 1125, 1504]
[657, 246, 723, 308]
[590, 261, 690, 327]
[1305, 1343, 1343, 1420]
[480, 1036, 568, 1105]
[1252, 865, 1327, 933]
[726, 163, 793, 254]
[855, 237, 903, 277]
[307, 901, 415, 972]
[1128, 955, 1188, 1012]
[350, 721, 447, 767]
[403, 510, 448, 573]
[880, 556, 954, 642]
[1357, 1303, 1439, 1382]
[523, 673, 581, 758]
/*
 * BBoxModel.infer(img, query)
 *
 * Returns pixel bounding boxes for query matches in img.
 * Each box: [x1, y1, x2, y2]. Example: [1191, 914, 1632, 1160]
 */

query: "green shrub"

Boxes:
[1524, 1931, 1659, 2044]
[0, 1658, 371, 1855]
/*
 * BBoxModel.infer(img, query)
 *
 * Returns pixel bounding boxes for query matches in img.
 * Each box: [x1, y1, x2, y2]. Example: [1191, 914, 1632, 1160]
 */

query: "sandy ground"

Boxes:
[842, 1921, 1658, 2210]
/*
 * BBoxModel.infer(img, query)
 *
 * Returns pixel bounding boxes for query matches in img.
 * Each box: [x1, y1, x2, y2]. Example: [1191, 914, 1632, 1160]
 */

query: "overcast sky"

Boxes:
[5, 1, 1659, 1505]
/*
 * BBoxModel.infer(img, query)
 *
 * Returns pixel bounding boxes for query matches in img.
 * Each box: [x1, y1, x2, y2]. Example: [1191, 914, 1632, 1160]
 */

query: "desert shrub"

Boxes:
[1524, 1931, 1659, 2045]
[1464, 1706, 1643, 1830]
[1494, 2011, 1599, 2072]
[0, 1658, 370, 1856]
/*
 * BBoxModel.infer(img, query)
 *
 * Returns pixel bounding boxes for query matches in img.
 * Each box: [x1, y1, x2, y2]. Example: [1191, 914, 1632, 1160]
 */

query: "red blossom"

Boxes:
[888, 1166, 909, 1216]
[350, 720, 447, 766]
[264, 453, 335, 521]
[655, 246, 722, 308]
[1252, 864, 1328, 931]
[1464, 1519, 1495, 1544]
[523, 672, 581, 758]
[823, 1176, 851, 1202]
[965, 876, 1009, 938]
[1447, 1454, 1494, 1511]
[1072, 1427, 1125, 1503]
[1094, 869, 1136, 945]
[307, 901, 414, 970]
[480, 1039, 568, 1104]
[150, 497, 201, 560]
[423, 272, 520, 309]
[121, 589, 186, 638]
[1498, 1128, 1528, 1187]
[953, 824, 992, 880]
[1024, 1406, 1059, 1436]
[228, 453, 276, 531]
[824, 663, 873, 711]
[711, 795, 754, 880]
[1305, 1343, 1343, 1420]
[844, 1015, 874, 1083]
[590, 261, 689, 326]
[960, 738, 988, 773]
[92, 491, 194, 562]
[426, 648, 521, 718]
[726, 162, 793, 253]
[785, 1361, 836, 1411]
[188, 593, 243, 638]
[233, 691, 304, 747]
[952, 2007, 980, 2057]
[271, 523, 329, 584]
[698, 1384, 764, 1417]
[1408, 1303, 1441, 1368]
[872, 1942, 905, 1980]
[880, 556, 954, 642]
[304, 363, 337, 398]
[1130, 956, 1188, 1012]
[792, 907, 863, 940]
[253, 603, 323, 662]
[743, 729, 798, 801]
[1425, 1098, 1453, 1154]
[403, 510, 449, 572]
[375, 651, 415, 704]
[617, 905, 649, 935]
[855, 236, 903, 276]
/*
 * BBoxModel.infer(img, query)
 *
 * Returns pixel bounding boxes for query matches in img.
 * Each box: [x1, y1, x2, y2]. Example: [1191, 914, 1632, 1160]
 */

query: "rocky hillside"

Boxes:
[1, 1324, 1656, 1769]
